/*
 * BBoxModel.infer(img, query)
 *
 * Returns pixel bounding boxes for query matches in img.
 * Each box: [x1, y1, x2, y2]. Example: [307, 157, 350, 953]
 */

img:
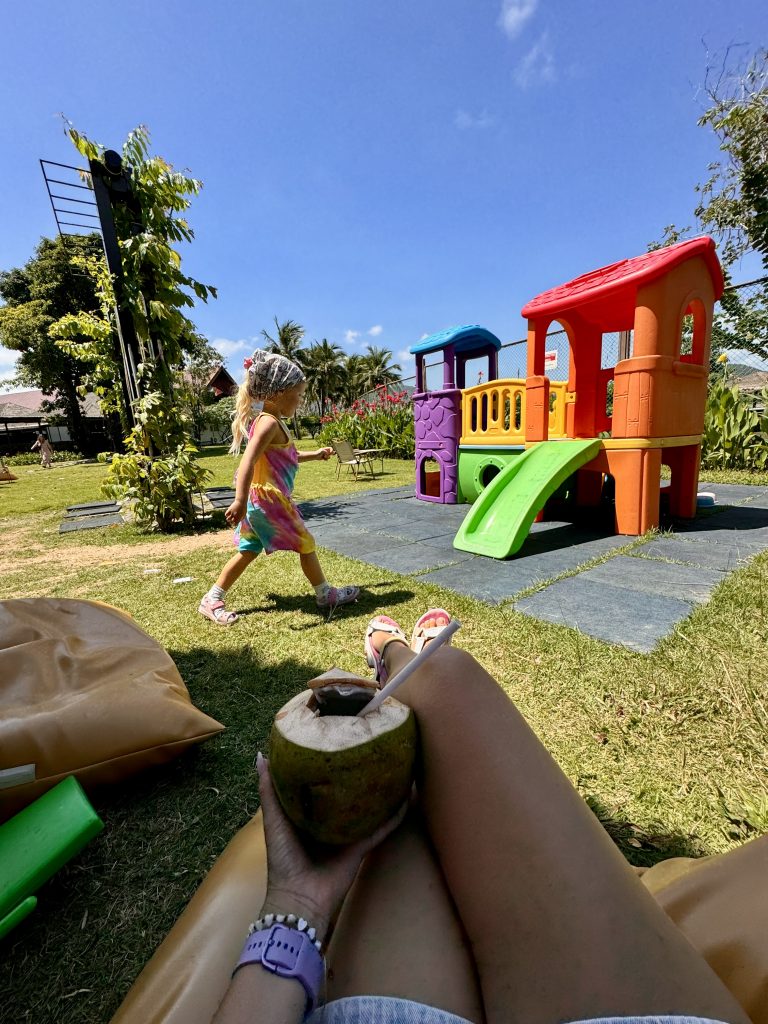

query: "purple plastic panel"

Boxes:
[414, 389, 461, 503]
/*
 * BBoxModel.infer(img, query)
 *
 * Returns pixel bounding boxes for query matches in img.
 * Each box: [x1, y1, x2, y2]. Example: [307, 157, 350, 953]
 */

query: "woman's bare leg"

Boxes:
[325, 805, 485, 1022]
[364, 638, 749, 1024]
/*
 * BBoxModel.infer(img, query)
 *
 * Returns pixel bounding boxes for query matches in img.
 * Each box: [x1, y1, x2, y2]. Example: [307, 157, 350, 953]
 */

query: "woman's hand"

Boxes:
[316, 447, 333, 461]
[257, 752, 406, 942]
[225, 498, 246, 526]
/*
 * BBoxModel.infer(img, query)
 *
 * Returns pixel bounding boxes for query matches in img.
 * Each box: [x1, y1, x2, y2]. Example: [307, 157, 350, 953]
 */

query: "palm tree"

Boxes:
[261, 317, 306, 434]
[341, 354, 367, 406]
[357, 345, 401, 394]
[305, 339, 345, 416]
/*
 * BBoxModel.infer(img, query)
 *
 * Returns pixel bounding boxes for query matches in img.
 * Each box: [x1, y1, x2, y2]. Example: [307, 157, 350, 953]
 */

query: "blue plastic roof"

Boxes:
[409, 325, 502, 356]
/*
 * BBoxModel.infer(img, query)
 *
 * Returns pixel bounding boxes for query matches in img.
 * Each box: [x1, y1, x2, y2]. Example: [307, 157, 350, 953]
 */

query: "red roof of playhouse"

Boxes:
[521, 237, 724, 332]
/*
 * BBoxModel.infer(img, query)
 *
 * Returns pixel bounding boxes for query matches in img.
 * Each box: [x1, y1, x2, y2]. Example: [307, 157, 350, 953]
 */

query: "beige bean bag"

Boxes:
[0, 599, 225, 821]
[110, 812, 767, 1024]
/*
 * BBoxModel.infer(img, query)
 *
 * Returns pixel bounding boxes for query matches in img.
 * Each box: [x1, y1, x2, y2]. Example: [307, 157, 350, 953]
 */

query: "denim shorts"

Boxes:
[307, 997, 730, 1024]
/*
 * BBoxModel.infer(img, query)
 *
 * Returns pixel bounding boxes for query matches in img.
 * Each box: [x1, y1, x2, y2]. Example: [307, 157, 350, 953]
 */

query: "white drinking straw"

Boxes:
[359, 618, 462, 716]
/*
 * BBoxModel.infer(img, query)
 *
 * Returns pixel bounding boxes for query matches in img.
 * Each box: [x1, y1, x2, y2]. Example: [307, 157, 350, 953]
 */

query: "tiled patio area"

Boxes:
[299, 483, 768, 653]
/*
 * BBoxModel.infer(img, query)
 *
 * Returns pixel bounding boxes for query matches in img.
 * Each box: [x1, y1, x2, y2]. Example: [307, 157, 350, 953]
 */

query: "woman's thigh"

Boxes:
[325, 806, 484, 1024]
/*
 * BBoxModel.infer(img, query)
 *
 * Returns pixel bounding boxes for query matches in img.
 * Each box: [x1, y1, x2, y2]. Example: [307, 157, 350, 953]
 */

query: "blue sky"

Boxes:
[1, 0, 766, 389]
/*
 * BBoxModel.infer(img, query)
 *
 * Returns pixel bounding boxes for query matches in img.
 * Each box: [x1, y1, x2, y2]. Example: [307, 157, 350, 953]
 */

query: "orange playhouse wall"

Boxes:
[612, 257, 715, 440]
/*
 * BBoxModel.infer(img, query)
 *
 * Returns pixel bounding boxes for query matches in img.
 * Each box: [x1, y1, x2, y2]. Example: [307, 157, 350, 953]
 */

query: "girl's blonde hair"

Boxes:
[229, 348, 305, 453]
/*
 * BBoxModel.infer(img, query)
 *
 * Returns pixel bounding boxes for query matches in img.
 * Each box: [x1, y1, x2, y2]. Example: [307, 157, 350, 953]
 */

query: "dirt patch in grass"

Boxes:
[0, 521, 231, 577]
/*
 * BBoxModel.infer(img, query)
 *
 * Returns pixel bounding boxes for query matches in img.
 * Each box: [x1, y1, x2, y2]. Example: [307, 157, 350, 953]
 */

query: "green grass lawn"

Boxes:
[1, 454, 767, 1023]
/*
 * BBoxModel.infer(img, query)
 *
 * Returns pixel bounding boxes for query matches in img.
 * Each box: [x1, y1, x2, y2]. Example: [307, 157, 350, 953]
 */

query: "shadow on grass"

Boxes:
[586, 795, 705, 868]
[234, 584, 417, 628]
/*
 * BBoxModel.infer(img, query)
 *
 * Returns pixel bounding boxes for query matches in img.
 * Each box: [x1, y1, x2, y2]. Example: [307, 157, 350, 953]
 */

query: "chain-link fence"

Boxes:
[356, 277, 766, 402]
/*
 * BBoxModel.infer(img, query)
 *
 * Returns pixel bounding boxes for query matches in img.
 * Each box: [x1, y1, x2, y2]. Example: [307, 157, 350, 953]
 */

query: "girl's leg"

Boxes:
[325, 805, 485, 1023]
[300, 551, 360, 608]
[345, 635, 748, 1024]
[299, 550, 325, 586]
[216, 550, 258, 591]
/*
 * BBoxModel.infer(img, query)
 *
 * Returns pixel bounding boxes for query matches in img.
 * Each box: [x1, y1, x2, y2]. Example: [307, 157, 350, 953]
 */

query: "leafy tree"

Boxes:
[0, 234, 118, 451]
[357, 345, 402, 392]
[262, 317, 307, 364]
[650, 49, 768, 363]
[175, 336, 227, 441]
[52, 125, 217, 529]
[304, 338, 345, 416]
[262, 316, 307, 435]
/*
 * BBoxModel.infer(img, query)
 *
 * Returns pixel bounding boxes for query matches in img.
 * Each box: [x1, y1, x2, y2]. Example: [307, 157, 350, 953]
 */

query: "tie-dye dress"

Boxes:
[234, 416, 316, 556]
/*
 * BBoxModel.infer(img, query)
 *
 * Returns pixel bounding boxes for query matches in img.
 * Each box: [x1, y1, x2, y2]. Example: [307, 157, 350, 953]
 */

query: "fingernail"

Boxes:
[256, 750, 265, 774]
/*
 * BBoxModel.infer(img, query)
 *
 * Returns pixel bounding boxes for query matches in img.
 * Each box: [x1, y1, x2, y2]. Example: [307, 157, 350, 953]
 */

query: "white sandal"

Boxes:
[410, 608, 452, 654]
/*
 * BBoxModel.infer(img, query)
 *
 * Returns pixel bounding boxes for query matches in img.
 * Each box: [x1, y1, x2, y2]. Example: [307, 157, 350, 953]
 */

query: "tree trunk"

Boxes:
[60, 374, 87, 453]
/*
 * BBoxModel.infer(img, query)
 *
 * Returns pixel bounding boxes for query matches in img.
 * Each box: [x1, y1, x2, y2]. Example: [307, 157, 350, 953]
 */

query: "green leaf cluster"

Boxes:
[57, 123, 217, 529]
[702, 376, 768, 471]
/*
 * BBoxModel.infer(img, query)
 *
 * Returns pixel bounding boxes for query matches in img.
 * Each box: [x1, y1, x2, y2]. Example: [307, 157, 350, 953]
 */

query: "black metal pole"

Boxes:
[88, 156, 141, 430]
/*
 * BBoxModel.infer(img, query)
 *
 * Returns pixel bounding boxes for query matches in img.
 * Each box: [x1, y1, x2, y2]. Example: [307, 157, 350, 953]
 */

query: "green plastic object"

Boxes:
[0, 776, 103, 940]
[453, 439, 602, 559]
[456, 446, 524, 504]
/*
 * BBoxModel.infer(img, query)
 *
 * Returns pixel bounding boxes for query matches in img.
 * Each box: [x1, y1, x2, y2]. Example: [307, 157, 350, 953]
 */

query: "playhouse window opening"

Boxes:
[481, 464, 501, 488]
[421, 457, 441, 498]
[424, 359, 445, 393]
[464, 355, 489, 386]
[605, 379, 614, 418]
[680, 315, 694, 356]
[515, 393, 522, 429]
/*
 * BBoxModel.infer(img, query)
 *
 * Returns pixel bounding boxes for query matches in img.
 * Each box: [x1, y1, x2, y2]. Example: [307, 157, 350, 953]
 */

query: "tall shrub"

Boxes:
[317, 390, 414, 459]
[701, 377, 768, 471]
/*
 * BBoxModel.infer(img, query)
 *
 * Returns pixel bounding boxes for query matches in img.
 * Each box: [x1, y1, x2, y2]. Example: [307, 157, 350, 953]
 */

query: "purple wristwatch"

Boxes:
[234, 923, 324, 1014]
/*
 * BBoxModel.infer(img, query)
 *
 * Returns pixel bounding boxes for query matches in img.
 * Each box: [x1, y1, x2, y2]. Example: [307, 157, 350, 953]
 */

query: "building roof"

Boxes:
[0, 389, 102, 418]
[410, 325, 502, 357]
[521, 237, 724, 331]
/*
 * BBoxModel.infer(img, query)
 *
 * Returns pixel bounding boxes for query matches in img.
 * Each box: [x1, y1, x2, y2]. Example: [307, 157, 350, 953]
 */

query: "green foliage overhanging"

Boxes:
[50, 124, 217, 529]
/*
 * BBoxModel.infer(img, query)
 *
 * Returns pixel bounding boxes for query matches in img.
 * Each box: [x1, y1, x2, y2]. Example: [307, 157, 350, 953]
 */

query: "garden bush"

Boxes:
[702, 378, 768, 471]
[317, 390, 414, 458]
[5, 449, 83, 465]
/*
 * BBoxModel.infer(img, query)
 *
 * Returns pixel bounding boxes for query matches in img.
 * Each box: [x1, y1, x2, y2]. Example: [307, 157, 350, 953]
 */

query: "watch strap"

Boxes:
[234, 922, 324, 1013]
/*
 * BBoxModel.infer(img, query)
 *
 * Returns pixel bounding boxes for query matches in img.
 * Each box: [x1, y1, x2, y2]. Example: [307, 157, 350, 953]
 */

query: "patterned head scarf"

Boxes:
[243, 349, 305, 400]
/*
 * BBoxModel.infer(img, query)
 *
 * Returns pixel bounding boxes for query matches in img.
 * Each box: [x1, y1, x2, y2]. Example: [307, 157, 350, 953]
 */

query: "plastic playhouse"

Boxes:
[410, 237, 724, 559]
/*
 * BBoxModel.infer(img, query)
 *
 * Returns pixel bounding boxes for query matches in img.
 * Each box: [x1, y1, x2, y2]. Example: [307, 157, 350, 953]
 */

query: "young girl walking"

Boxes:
[199, 350, 360, 625]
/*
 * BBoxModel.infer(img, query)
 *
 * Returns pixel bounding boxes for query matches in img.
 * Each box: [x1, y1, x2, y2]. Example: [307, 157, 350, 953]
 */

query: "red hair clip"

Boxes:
[243, 356, 253, 370]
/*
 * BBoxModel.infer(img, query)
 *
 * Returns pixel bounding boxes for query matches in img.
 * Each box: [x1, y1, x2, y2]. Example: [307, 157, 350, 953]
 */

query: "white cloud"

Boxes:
[498, 0, 537, 39]
[344, 329, 361, 345]
[454, 108, 496, 130]
[211, 337, 250, 359]
[514, 32, 556, 88]
[397, 349, 416, 364]
[368, 325, 383, 337]
[419, 333, 429, 340]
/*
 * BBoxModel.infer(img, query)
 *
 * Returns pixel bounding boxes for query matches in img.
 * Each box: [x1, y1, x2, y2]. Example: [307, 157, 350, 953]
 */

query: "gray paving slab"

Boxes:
[514, 576, 695, 653]
[65, 500, 120, 513]
[420, 558, 555, 604]
[581, 554, 722, 604]
[360, 542, 475, 574]
[698, 482, 768, 505]
[59, 513, 124, 533]
[631, 537, 764, 572]
[673, 505, 768, 545]
[63, 503, 120, 519]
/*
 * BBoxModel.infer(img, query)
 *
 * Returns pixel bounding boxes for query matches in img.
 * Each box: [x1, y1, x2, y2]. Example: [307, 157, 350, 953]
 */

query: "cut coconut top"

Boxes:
[274, 689, 412, 752]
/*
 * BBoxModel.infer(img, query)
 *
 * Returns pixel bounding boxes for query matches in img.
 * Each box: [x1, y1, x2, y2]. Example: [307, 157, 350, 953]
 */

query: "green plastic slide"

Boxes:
[453, 439, 602, 559]
[0, 776, 103, 940]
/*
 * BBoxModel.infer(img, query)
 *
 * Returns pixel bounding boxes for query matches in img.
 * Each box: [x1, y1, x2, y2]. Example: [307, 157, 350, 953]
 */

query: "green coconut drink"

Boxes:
[269, 669, 417, 846]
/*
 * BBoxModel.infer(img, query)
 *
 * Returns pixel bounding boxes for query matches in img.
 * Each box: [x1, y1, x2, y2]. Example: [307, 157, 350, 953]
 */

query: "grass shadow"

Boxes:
[586, 795, 706, 868]
[234, 585, 417, 629]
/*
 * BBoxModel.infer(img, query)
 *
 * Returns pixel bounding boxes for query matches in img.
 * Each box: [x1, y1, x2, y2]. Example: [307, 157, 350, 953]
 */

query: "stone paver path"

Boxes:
[300, 482, 768, 653]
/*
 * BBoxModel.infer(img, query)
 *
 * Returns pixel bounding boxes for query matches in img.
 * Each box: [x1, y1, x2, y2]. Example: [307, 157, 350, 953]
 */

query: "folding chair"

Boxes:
[331, 439, 376, 480]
